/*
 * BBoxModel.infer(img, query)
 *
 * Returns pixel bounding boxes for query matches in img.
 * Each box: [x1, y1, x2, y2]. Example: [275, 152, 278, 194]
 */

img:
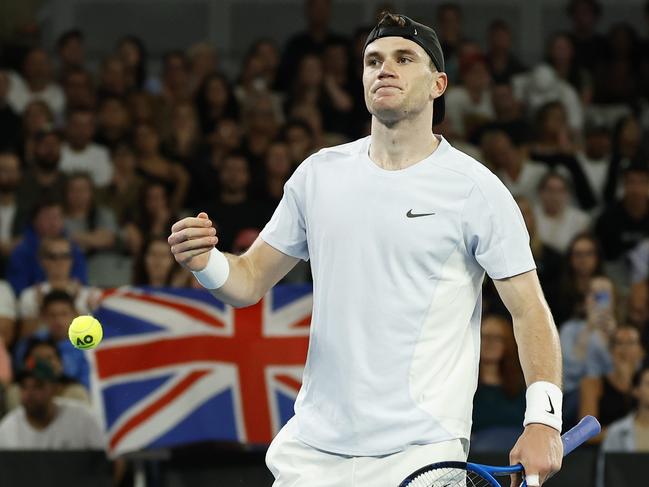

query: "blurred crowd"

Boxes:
[0, 0, 647, 466]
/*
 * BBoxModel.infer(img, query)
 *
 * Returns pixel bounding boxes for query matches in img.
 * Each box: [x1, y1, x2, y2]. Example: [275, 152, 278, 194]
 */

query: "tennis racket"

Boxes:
[398, 415, 601, 487]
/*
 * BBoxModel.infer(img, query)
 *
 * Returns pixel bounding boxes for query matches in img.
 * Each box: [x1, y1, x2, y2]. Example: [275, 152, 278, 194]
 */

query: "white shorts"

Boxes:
[265, 418, 468, 487]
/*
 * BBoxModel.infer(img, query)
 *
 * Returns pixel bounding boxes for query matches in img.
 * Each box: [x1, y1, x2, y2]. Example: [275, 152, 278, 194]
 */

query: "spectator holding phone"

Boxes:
[560, 275, 617, 426]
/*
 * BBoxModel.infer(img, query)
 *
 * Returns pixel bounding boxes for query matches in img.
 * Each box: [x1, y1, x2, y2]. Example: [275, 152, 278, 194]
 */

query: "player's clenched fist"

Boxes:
[168, 212, 218, 271]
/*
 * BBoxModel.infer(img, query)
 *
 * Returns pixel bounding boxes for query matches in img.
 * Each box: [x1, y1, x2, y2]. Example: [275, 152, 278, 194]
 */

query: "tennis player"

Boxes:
[168, 13, 563, 487]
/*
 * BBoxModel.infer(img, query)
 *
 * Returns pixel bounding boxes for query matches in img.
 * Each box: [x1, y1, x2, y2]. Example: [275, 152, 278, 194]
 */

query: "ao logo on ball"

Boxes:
[76, 335, 95, 348]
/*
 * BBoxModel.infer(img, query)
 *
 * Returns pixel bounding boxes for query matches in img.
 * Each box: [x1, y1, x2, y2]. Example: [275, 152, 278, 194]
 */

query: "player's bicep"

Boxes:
[492, 269, 550, 320]
[242, 236, 300, 297]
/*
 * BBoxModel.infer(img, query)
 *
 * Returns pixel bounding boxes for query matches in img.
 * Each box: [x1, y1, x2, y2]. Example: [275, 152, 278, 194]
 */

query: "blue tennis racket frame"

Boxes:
[399, 415, 601, 487]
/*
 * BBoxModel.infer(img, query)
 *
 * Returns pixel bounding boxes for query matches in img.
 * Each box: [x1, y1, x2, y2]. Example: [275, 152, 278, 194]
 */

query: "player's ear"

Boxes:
[431, 71, 447, 101]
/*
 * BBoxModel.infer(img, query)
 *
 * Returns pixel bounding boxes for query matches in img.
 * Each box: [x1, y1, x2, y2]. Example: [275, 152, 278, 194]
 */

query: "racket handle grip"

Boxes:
[561, 415, 601, 456]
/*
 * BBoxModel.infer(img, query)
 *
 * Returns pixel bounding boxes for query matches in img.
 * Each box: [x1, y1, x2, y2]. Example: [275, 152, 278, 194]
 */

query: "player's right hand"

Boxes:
[168, 212, 218, 272]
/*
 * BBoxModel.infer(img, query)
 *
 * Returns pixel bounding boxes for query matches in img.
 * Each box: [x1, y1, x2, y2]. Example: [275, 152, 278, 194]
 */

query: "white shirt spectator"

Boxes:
[629, 239, 649, 284]
[513, 65, 584, 133]
[6, 71, 65, 119]
[497, 160, 548, 203]
[534, 204, 591, 253]
[60, 143, 113, 188]
[18, 282, 101, 321]
[444, 86, 494, 138]
[0, 398, 105, 450]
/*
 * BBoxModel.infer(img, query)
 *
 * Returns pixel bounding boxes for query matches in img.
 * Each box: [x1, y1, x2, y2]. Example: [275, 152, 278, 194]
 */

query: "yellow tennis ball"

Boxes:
[68, 315, 103, 350]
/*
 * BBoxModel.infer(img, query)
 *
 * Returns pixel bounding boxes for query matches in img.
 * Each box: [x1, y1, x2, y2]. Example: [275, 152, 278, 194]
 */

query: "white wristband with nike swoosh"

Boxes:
[523, 381, 563, 432]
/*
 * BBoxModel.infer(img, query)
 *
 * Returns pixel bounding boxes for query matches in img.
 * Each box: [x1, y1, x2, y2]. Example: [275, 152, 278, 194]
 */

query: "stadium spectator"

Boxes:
[480, 130, 547, 202]
[18, 236, 100, 337]
[436, 3, 465, 84]
[127, 181, 177, 251]
[61, 67, 96, 112]
[601, 363, 649, 452]
[63, 173, 124, 286]
[16, 129, 66, 217]
[20, 100, 54, 165]
[566, 0, 607, 75]
[576, 120, 612, 209]
[4, 336, 90, 411]
[534, 171, 591, 254]
[560, 275, 617, 426]
[95, 96, 132, 149]
[281, 118, 317, 166]
[445, 51, 494, 140]
[6, 47, 65, 118]
[629, 238, 649, 285]
[6, 199, 87, 295]
[116, 35, 152, 92]
[254, 140, 293, 213]
[485, 20, 526, 84]
[592, 23, 641, 106]
[60, 108, 113, 188]
[133, 122, 189, 212]
[471, 315, 525, 451]
[0, 358, 103, 450]
[187, 42, 218, 97]
[195, 72, 239, 135]
[97, 55, 129, 101]
[242, 92, 283, 168]
[13, 290, 90, 390]
[580, 326, 644, 439]
[471, 81, 530, 146]
[595, 160, 649, 263]
[205, 152, 268, 253]
[235, 38, 281, 107]
[132, 237, 178, 287]
[553, 233, 606, 325]
[603, 114, 646, 204]
[55, 29, 85, 79]
[96, 142, 144, 234]
[161, 101, 203, 166]
[545, 32, 592, 104]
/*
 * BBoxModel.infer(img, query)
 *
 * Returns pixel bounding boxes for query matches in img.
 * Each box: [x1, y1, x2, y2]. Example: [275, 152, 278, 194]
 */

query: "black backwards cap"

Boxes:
[363, 14, 446, 125]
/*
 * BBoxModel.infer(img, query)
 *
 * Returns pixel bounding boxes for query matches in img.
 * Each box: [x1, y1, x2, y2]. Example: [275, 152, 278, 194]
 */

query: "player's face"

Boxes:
[363, 37, 444, 124]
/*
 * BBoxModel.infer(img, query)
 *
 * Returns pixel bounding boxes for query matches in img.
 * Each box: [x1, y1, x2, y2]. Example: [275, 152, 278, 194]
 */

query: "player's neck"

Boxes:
[369, 117, 438, 171]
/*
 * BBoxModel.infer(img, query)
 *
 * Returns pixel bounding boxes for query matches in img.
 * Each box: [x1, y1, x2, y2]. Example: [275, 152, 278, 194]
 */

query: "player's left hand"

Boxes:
[509, 423, 563, 486]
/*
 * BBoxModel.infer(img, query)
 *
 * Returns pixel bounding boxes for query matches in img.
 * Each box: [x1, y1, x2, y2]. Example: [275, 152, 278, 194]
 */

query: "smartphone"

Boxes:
[593, 290, 611, 309]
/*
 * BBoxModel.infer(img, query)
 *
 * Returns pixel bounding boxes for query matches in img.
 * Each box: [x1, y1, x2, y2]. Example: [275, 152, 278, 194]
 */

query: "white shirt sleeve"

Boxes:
[462, 171, 536, 279]
[259, 162, 309, 261]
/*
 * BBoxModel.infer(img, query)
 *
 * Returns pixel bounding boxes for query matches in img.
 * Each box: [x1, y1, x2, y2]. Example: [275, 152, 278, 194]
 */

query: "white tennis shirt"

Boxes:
[260, 135, 536, 456]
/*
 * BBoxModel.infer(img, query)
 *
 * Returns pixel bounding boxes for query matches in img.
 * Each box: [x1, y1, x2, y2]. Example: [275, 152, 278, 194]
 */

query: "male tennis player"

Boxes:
[168, 13, 563, 487]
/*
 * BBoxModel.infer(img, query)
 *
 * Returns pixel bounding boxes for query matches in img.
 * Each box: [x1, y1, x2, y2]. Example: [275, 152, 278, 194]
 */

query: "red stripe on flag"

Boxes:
[110, 370, 210, 450]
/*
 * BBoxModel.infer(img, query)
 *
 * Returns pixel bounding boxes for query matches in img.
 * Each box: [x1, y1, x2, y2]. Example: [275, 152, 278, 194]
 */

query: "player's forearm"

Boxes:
[512, 301, 562, 388]
[206, 253, 262, 308]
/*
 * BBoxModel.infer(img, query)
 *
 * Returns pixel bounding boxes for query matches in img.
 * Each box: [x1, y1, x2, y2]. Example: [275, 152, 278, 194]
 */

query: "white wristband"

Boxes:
[523, 381, 563, 432]
[191, 248, 230, 290]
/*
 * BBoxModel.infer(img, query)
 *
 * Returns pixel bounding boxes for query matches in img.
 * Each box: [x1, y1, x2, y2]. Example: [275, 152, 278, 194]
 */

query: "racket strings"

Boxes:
[403, 467, 497, 487]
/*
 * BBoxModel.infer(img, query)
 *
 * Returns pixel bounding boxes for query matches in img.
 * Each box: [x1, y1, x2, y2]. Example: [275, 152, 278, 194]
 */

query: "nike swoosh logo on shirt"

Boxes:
[546, 393, 555, 415]
[406, 209, 435, 218]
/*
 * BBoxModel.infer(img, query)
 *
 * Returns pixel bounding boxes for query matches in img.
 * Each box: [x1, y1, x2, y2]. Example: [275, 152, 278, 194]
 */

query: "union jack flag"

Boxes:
[87, 285, 312, 457]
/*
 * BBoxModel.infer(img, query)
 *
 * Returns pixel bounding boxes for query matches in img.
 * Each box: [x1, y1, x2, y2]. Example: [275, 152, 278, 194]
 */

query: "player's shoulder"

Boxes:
[434, 138, 505, 192]
[302, 137, 368, 167]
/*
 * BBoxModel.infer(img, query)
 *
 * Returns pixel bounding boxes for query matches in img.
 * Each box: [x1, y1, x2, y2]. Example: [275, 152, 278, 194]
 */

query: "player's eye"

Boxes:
[366, 58, 379, 66]
[398, 57, 411, 64]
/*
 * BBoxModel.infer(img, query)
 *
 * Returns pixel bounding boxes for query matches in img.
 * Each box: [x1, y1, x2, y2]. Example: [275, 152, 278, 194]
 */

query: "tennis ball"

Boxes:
[68, 315, 103, 350]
